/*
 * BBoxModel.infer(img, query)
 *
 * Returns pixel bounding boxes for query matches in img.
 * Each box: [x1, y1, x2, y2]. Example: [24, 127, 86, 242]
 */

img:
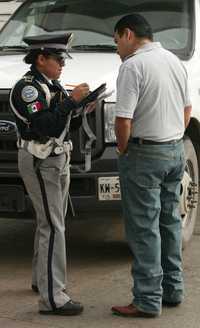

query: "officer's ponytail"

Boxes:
[24, 49, 41, 65]
[24, 49, 52, 65]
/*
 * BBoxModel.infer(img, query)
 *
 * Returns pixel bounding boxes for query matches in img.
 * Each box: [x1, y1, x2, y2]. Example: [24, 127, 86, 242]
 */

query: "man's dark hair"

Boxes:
[114, 13, 153, 41]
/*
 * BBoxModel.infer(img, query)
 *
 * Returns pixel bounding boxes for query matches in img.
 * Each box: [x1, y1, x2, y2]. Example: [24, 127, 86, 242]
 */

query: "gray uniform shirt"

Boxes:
[115, 42, 191, 141]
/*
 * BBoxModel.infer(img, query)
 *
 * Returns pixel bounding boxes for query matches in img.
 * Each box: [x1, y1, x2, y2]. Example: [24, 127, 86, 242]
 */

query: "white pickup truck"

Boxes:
[0, 0, 199, 247]
[0, 1, 21, 29]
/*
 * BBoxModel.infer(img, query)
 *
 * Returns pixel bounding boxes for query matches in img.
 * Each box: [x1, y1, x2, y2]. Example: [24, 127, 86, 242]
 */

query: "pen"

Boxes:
[65, 83, 78, 88]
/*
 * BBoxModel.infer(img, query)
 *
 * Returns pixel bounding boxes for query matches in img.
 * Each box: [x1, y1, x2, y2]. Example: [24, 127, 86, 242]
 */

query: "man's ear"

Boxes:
[124, 28, 133, 40]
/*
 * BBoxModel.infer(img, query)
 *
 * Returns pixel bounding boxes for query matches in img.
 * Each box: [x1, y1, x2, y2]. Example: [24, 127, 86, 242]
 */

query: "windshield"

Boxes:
[0, 0, 194, 59]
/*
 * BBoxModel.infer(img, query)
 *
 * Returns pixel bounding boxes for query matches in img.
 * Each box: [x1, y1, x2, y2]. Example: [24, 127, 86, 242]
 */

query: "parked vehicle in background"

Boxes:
[0, 1, 21, 29]
[0, 0, 199, 247]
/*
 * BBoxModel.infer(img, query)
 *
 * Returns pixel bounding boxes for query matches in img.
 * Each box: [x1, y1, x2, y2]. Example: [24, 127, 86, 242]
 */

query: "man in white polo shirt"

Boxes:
[111, 14, 192, 318]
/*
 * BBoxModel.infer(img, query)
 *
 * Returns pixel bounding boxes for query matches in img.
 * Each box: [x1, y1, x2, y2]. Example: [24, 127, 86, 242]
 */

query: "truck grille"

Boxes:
[0, 140, 17, 150]
[0, 89, 104, 164]
[0, 90, 18, 161]
[0, 100, 10, 113]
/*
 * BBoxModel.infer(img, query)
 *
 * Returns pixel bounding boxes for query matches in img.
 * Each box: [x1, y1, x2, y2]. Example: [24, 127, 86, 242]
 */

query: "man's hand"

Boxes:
[71, 83, 90, 103]
[115, 117, 132, 154]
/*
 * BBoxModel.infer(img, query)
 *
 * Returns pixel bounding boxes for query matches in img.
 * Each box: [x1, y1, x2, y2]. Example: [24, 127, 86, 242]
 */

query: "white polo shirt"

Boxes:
[115, 42, 191, 141]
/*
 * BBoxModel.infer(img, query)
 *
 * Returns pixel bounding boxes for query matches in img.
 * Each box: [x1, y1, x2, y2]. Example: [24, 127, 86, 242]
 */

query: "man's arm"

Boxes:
[115, 117, 132, 153]
[184, 105, 192, 128]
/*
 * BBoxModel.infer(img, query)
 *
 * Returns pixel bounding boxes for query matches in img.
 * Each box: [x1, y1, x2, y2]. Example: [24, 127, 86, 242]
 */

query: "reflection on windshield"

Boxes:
[0, 0, 193, 59]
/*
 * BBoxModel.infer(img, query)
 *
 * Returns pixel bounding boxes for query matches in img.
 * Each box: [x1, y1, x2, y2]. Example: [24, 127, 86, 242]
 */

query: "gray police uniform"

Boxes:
[10, 49, 82, 310]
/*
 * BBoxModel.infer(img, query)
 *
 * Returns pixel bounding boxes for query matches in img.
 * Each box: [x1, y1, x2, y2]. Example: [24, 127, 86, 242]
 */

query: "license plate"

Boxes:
[0, 185, 25, 212]
[98, 176, 121, 201]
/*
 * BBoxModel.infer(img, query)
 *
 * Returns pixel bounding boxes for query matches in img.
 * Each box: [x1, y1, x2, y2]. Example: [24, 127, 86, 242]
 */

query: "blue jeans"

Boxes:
[118, 140, 185, 315]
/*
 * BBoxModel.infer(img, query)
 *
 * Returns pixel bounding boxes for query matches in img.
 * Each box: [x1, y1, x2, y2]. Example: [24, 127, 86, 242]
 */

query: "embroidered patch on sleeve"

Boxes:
[21, 85, 38, 102]
[27, 101, 43, 114]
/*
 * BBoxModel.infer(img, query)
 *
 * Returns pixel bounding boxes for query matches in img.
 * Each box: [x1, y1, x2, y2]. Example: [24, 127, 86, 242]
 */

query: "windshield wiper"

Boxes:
[71, 44, 117, 51]
[0, 45, 28, 51]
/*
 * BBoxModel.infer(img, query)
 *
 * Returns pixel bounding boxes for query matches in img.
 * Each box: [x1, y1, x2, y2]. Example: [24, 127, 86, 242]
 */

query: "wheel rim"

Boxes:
[180, 159, 198, 228]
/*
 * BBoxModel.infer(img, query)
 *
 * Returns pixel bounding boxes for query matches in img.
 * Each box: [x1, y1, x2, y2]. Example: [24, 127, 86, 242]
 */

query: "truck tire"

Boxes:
[180, 137, 199, 248]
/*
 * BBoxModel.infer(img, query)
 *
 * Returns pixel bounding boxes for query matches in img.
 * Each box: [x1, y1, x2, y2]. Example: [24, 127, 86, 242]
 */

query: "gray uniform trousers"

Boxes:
[18, 148, 71, 311]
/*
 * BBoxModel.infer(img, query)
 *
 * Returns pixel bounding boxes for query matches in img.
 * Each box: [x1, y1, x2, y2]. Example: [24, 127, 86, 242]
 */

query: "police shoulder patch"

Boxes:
[21, 85, 38, 103]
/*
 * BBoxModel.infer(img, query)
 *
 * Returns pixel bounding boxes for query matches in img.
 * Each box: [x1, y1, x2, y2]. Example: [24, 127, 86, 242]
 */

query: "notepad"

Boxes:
[78, 83, 107, 107]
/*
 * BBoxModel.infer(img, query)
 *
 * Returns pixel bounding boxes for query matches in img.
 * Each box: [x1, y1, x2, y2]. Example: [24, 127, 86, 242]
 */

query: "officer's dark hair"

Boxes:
[114, 13, 153, 41]
[24, 49, 61, 65]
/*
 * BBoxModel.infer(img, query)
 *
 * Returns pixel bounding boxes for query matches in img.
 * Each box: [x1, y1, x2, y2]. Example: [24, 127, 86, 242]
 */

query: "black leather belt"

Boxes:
[130, 138, 182, 145]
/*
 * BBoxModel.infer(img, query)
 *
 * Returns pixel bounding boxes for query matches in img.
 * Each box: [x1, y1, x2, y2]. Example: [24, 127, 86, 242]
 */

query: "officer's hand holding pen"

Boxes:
[70, 83, 90, 103]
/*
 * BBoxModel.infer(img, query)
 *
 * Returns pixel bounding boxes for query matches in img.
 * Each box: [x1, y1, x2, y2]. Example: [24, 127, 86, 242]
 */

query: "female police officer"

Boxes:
[10, 33, 89, 315]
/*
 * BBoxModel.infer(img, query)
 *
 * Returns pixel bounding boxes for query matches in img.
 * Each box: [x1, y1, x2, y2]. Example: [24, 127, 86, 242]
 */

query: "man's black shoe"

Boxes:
[162, 300, 182, 307]
[39, 300, 84, 316]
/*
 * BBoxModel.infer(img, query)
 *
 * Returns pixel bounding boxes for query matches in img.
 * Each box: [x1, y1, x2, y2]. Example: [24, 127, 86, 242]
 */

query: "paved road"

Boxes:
[0, 217, 199, 328]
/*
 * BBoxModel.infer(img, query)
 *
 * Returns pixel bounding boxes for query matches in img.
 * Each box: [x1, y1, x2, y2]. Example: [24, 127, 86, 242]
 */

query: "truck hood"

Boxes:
[0, 52, 121, 102]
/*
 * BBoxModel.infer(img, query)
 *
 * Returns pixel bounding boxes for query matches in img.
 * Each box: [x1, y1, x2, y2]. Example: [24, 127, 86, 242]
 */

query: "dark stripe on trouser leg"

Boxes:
[34, 162, 57, 310]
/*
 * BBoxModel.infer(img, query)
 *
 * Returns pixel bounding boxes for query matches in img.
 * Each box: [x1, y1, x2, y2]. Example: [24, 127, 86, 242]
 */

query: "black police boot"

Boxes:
[39, 300, 84, 316]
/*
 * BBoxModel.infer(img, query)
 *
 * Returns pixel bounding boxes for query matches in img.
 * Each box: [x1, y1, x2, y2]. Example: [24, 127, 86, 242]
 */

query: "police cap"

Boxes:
[23, 33, 73, 52]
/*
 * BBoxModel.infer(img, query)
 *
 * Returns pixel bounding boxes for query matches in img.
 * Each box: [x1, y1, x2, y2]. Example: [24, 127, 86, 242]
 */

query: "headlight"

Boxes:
[104, 102, 116, 143]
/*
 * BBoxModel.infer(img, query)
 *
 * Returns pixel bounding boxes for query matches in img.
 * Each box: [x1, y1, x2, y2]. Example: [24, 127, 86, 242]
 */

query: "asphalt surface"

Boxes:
[0, 216, 199, 328]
